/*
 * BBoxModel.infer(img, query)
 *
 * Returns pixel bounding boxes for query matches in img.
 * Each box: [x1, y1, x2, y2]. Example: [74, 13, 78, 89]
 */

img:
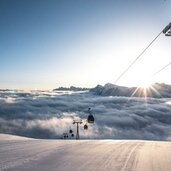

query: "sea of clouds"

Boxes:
[0, 89, 171, 140]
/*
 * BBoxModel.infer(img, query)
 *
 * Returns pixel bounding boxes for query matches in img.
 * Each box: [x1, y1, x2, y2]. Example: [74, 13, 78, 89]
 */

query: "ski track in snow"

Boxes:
[0, 134, 171, 171]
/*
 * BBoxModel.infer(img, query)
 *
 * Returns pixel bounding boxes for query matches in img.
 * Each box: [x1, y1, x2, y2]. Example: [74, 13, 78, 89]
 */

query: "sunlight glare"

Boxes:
[138, 78, 153, 89]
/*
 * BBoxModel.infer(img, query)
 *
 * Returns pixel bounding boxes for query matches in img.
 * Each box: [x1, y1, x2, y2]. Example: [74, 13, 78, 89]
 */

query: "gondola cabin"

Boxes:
[84, 124, 88, 130]
[87, 114, 94, 123]
[87, 108, 95, 123]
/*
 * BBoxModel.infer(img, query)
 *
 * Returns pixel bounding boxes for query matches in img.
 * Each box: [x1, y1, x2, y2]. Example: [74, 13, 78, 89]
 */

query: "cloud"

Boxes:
[0, 89, 171, 140]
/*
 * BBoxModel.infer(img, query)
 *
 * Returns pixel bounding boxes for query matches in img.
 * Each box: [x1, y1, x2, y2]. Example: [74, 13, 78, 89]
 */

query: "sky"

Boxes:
[0, 0, 171, 90]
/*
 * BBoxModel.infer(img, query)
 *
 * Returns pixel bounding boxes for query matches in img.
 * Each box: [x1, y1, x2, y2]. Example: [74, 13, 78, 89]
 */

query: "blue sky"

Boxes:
[0, 0, 171, 90]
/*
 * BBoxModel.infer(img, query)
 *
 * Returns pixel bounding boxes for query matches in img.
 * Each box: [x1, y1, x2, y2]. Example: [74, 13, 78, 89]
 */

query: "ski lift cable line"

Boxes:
[153, 61, 171, 76]
[114, 30, 163, 84]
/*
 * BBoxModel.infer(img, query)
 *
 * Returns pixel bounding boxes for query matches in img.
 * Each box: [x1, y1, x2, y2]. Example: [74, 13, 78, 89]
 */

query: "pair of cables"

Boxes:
[114, 22, 171, 84]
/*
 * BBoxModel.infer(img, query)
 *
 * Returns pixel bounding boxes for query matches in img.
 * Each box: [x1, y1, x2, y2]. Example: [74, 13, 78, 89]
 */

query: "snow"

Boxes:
[1, 134, 171, 171]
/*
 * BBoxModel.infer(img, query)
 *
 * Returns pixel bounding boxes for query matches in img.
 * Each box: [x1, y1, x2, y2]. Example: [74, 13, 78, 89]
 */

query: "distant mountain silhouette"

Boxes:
[90, 83, 171, 98]
[53, 86, 90, 91]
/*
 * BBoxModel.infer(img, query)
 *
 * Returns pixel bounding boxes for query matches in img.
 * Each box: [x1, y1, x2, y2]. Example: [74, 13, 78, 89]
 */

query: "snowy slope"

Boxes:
[0, 134, 171, 171]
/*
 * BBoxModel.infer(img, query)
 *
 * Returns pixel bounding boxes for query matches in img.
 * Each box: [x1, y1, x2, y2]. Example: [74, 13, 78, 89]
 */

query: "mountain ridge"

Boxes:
[90, 83, 171, 98]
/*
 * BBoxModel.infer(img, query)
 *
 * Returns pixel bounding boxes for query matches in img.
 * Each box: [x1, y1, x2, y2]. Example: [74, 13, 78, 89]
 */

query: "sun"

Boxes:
[138, 79, 152, 89]
[139, 81, 152, 89]
[137, 78, 154, 99]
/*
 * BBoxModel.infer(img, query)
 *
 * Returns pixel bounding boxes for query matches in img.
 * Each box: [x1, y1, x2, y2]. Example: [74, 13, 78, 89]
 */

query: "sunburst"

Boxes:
[128, 80, 162, 106]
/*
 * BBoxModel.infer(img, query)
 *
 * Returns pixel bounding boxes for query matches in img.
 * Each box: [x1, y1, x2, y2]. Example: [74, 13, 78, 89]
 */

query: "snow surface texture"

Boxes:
[0, 134, 171, 171]
[0, 89, 171, 140]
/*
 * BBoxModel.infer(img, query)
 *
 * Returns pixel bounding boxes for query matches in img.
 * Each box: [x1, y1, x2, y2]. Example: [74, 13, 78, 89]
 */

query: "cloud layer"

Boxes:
[0, 89, 171, 140]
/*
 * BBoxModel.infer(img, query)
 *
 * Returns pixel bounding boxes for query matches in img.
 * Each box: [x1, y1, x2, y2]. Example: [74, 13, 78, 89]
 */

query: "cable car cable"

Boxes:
[153, 61, 171, 76]
[114, 31, 163, 84]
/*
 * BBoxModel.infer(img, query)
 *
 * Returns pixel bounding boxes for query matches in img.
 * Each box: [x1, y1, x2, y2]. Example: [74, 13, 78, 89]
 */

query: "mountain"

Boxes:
[53, 86, 90, 91]
[90, 83, 171, 98]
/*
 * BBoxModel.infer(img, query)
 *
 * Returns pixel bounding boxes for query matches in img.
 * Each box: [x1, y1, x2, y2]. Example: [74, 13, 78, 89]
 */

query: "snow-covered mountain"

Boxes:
[90, 83, 171, 98]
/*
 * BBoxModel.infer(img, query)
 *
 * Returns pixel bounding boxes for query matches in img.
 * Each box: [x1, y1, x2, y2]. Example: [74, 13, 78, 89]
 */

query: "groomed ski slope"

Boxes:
[0, 134, 171, 171]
